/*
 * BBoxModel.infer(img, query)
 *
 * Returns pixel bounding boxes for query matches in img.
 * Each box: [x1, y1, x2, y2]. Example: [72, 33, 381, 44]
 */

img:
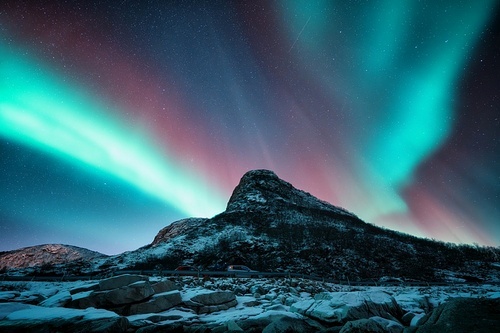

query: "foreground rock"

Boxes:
[1, 276, 499, 332]
[98, 274, 148, 291]
[67, 274, 235, 317]
[405, 297, 500, 333]
[69, 279, 155, 309]
[185, 291, 238, 314]
[291, 291, 403, 324]
[262, 315, 319, 333]
[340, 316, 404, 333]
[0, 302, 128, 332]
[65, 274, 184, 316]
[127, 290, 182, 315]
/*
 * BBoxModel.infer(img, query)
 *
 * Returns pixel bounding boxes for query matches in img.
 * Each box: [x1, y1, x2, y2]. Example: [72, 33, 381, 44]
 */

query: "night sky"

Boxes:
[1, 1, 499, 255]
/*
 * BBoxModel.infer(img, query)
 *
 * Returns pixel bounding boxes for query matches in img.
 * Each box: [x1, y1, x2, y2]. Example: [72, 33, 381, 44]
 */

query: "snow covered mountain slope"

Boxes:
[100, 170, 499, 282]
[0, 244, 106, 271]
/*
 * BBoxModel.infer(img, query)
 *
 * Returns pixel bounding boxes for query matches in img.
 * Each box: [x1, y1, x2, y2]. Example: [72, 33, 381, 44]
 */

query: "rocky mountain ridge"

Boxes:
[103, 170, 500, 282]
[2, 169, 499, 283]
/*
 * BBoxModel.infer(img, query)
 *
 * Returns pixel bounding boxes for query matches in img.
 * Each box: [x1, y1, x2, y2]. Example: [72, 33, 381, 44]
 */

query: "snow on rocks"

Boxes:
[0, 276, 499, 332]
[0, 291, 20, 302]
[0, 302, 128, 332]
[339, 316, 404, 333]
[39, 290, 72, 307]
[98, 273, 149, 291]
[127, 290, 182, 315]
[290, 290, 403, 324]
[68, 279, 155, 309]
[185, 291, 238, 314]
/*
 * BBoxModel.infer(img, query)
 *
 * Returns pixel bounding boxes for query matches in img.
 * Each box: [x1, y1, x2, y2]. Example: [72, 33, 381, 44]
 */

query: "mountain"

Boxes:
[0, 244, 106, 272]
[100, 169, 499, 282]
[2, 170, 499, 282]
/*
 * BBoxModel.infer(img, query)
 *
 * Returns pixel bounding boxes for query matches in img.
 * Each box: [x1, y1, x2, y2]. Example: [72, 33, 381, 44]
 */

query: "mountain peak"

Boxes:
[230, 169, 283, 189]
[226, 169, 353, 217]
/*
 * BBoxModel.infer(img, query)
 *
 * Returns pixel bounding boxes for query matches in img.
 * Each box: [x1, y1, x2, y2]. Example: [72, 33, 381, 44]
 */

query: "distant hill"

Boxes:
[0, 244, 106, 272]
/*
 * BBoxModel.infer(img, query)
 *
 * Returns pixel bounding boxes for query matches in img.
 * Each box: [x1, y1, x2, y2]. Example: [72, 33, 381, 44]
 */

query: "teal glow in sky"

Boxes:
[280, 0, 499, 241]
[0, 43, 226, 219]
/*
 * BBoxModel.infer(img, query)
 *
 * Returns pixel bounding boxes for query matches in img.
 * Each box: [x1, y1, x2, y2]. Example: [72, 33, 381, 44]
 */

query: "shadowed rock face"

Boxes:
[226, 169, 354, 217]
[409, 297, 500, 333]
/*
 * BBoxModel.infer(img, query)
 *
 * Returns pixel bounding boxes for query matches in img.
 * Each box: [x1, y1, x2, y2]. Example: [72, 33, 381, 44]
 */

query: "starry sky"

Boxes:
[1, 1, 499, 255]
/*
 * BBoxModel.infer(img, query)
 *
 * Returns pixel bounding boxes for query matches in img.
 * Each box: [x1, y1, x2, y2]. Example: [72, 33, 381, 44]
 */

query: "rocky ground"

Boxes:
[1, 274, 499, 332]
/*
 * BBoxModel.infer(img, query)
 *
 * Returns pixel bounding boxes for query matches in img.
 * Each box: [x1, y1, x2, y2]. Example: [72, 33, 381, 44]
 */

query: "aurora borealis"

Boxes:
[1, 1, 499, 254]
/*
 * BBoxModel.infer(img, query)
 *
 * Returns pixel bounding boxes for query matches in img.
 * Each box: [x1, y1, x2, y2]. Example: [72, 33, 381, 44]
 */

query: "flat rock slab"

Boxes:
[190, 291, 236, 306]
[151, 280, 180, 294]
[40, 290, 72, 308]
[69, 280, 155, 309]
[186, 291, 238, 314]
[0, 302, 128, 333]
[128, 290, 182, 315]
[69, 282, 99, 295]
[99, 274, 149, 291]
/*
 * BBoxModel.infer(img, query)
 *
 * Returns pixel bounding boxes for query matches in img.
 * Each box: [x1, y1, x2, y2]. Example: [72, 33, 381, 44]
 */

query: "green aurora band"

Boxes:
[0, 43, 226, 218]
[282, 0, 498, 221]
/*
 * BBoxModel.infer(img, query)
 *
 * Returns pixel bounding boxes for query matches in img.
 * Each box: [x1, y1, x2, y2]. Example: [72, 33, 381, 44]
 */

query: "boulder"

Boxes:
[409, 313, 425, 327]
[406, 297, 500, 333]
[98, 274, 148, 291]
[369, 316, 404, 333]
[69, 280, 155, 309]
[69, 290, 103, 309]
[0, 302, 128, 333]
[0, 303, 31, 320]
[0, 316, 129, 333]
[185, 291, 238, 314]
[105, 280, 155, 305]
[151, 280, 180, 293]
[40, 290, 72, 307]
[191, 291, 236, 305]
[339, 318, 388, 333]
[69, 282, 100, 295]
[262, 316, 318, 333]
[136, 322, 184, 333]
[237, 317, 278, 332]
[250, 285, 266, 295]
[128, 290, 182, 315]
[0, 291, 21, 302]
[291, 291, 403, 324]
[236, 311, 316, 332]
[401, 312, 415, 326]
[227, 320, 244, 332]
